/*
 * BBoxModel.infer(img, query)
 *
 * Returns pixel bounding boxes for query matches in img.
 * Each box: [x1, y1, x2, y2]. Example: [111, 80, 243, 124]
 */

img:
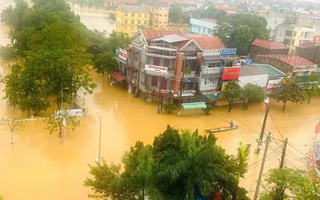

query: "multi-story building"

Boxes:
[115, 4, 149, 36]
[141, 2, 169, 28]
[273, 24, 315, 54]
[105, 0, 138, 9]
[113, 29, 239, 106]
[258, 11, 286, 38]
[250, 39, 289, 58]
[190, 18, 217, 35]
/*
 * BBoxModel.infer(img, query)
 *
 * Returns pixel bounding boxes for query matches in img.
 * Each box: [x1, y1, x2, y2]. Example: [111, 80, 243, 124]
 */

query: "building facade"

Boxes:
[116, 5, 149, 36]
[141, 2, 169, 28]
[250, 39, 289, 58]
[113, 29, 240, 105]
[190, 18, 217, 35]
[273, 24, 315, 54]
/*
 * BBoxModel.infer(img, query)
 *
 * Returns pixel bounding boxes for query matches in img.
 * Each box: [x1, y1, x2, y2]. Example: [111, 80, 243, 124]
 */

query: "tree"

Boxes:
[270, 77, 306, 111]
[302, 74, 320, 104]
[84, 142, 159, 200]
[168, 4, 190, 24]
[222, 80, 243, 113]
[45, 111, 80, 142]
[260, 168, 320, 200]
[216, 14, 268, 55]
[92, 51, 118, 75]
[3, 117, 24, 144]
[232, 142, 251, 200]
[2, 0, 96, 114]
[84, 125, 251, 200]
[242, 83, 265, 110]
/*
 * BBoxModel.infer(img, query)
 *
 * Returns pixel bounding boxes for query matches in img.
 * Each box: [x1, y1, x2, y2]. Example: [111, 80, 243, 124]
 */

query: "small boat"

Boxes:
[205, 125, 238, 133]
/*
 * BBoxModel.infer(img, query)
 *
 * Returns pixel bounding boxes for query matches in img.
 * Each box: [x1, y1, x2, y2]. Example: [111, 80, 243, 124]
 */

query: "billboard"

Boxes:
[222, 67, 240, 80]
[145, 64, 168, 73]
[115, 47, 127, 61]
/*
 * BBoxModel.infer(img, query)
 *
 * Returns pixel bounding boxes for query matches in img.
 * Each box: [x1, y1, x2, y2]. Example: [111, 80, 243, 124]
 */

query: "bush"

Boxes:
[163, 103, 177, 114]
[203, 104, 213, 115]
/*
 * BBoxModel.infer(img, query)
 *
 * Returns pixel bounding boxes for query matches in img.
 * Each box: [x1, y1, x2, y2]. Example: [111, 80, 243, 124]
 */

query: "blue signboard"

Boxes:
[220, 48, 237, 56]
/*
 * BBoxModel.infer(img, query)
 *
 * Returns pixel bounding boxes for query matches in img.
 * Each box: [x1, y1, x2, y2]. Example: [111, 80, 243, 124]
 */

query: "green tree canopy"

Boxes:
[84, 125, 251, 200]
[301, 73, 320, 104]
[1, 0, 96, 115]
[260, 168, 320, 200]
[168, 4, 190, 24]
[222, 79, 243, 112]
[270, 77, 306, 111]
[242, 83, 266, 110]
[216, 13, 269, 55]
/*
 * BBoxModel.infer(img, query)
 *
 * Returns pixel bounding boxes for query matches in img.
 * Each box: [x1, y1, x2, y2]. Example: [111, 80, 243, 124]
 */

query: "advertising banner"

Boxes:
[145, 64, 168, 73]
[222, 67, 240, 80]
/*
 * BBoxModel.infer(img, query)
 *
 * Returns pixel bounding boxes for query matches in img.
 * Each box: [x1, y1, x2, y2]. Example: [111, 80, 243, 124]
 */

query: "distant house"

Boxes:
[141, 1, 169, 28]
[254, 54, 317, 77]
[295, 39, 320, 64]
[105, 0, 138, 9]
[190, 18, 217, 35]
[250, 39, 289, 58]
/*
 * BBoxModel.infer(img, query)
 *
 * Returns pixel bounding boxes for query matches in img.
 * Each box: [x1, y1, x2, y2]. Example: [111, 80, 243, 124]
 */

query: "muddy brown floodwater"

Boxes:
[1, 57, 319, 199]
[1, 2, 320, 199]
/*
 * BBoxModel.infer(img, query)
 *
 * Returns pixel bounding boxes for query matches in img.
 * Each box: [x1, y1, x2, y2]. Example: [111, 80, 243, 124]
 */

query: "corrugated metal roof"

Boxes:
[142, 30, 182, 40]
[253, 64, 287, 78]
[152, 34, 189, 43]
[252, 39, 288, 50]
[255, 54, 316, 67]
[239, 66, 267, 76]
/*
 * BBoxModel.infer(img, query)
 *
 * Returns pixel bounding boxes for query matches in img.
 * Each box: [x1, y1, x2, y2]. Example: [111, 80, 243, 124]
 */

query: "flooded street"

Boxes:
[1, 1, 320, 199]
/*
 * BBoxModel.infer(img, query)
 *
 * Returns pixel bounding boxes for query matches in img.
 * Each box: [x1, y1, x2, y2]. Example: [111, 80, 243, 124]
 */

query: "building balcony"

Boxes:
[145, 52, 176, 59]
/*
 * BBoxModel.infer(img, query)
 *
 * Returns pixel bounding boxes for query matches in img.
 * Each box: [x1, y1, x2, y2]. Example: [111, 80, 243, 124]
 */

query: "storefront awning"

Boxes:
[110, 72, 125, 82]
[202, 93, 224, 102]
[182, 102, 207, 110]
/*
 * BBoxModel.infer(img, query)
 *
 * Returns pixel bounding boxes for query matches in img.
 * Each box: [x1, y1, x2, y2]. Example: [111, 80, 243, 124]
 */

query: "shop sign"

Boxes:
[222, 67, 240, 80]
[145, 64, 168, 73]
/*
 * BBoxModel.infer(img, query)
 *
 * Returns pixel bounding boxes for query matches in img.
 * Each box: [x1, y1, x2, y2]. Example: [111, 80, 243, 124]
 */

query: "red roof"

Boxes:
[110, 72, 125, 82]
[141, 30, 226, 50]
[185, 35, 226, 50]
[141, 30, 182, 41]
[106, 0, 137, 4]
[256, 54, 316, 67]
[201, 18, 217, 23]
[252, 39, 288, 50]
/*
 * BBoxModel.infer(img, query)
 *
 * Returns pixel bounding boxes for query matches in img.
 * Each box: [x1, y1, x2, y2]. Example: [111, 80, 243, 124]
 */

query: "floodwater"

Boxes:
[1, 2, 320, 200]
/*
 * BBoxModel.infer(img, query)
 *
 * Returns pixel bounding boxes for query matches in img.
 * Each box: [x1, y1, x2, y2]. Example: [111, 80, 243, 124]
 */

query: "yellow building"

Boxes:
[142, 2, 169, 28]
[116, 4, 149, 36]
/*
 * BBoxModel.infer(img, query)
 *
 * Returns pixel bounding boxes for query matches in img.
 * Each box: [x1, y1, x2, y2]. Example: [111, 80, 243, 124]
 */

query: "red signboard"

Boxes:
[222, 67, 240, 80]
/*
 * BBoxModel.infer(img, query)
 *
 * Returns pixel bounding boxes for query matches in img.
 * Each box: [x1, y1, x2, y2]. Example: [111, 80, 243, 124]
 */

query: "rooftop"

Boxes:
[255, 54, 316, 67]
[252, 39, 288, 50]
[252, 64, 287, 78]
[239, 66, 267, 76]
[106, 0, 137, 3]
[120, 4, 149, 13]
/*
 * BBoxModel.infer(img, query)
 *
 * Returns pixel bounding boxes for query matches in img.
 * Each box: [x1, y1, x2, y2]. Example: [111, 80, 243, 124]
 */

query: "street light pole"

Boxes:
[95, 109, 102, 164]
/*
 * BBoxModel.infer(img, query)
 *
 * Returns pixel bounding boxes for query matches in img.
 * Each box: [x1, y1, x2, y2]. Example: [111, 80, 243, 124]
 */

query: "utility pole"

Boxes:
[253, 133, 271, 200]
[256, 105, 270, 154]
[279, 138, 288, 169]
[158, 76, 162, 114]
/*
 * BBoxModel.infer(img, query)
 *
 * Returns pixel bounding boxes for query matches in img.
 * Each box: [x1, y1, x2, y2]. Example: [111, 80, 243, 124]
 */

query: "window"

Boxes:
[145, 14, 148, 17]
[285, 30, 292, 37]
[131, 13, 135, 17]
[124, 20, 128, 24]
[151, 76, 158, 86]
[131, 20, 135, 25]
[293, 31, 297, 36]
[144, 20, 148, 25]
[138, 13, 141, 17]
[138, 20, 141, 25]
[125, 12, 128, 16]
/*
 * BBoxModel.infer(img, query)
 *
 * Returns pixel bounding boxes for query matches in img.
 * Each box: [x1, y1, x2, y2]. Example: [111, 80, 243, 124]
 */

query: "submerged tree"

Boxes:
[270, 77, 306, 111]
[302, 74, 320, 104]
[222, 80, 242, 112]
[242, 83, 265, 110]
[2, 0, 96, 115]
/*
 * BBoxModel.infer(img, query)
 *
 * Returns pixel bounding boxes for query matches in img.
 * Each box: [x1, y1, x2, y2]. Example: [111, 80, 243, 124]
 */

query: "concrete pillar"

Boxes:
[173, 52, 184, 94]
